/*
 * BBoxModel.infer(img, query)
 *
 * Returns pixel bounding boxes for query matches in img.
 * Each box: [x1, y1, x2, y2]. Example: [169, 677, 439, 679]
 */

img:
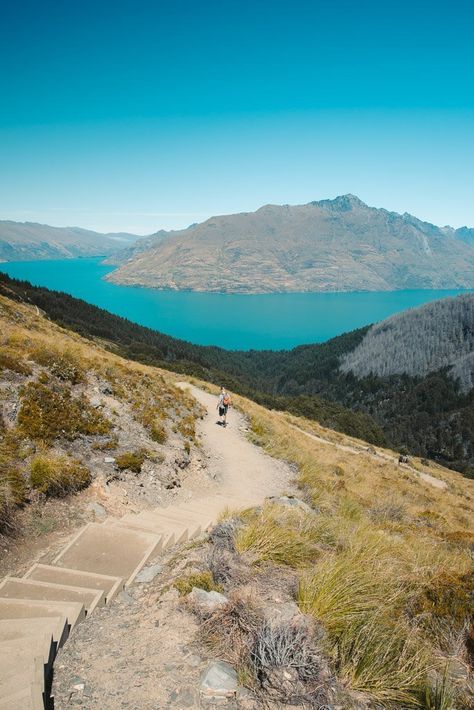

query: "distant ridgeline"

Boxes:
[1, 272, 472, 477]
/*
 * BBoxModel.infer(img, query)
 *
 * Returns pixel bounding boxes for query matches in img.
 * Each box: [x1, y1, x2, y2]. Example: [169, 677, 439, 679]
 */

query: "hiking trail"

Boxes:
[1, 383, 294, 709]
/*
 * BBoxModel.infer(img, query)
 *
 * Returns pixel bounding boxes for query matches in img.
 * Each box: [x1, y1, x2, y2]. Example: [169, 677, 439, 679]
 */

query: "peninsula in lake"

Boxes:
[106, 195, 474, 293]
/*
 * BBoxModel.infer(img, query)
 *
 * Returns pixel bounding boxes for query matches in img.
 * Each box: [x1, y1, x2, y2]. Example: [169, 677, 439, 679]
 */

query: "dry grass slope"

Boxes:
[187, 379, 474, 708]
[0, 294, 202, 537]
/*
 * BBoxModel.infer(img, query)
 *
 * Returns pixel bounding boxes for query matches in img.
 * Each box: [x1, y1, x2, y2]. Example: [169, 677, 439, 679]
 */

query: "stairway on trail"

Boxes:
[0, 493, 255, 709]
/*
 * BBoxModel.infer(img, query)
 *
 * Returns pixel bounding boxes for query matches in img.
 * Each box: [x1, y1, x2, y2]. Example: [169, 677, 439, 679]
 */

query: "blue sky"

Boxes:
[1, 0, 473, 234]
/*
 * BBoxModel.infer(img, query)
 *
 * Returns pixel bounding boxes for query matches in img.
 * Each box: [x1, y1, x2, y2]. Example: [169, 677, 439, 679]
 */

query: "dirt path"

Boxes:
[177, 383, 294, 504]
[52, 385, 294, 709]
[287, 422, 447, 490]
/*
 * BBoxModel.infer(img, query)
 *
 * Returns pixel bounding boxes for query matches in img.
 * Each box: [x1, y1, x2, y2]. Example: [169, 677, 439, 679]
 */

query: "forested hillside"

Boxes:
[341, 294, 474, 391]
[0, 272, 472, 476]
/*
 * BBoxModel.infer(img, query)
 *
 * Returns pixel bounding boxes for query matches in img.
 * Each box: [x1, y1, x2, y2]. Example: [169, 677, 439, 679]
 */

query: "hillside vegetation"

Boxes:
[341, 295, 474, 391]
[0, 272, 472, 476]
[178, 381, 474, 708]
[107, 195, 474, 293]
[0, 293, 202, 537]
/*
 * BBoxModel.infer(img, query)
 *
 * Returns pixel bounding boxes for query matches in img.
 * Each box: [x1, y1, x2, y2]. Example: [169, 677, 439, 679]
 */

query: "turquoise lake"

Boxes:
[0, 258, 470, 350]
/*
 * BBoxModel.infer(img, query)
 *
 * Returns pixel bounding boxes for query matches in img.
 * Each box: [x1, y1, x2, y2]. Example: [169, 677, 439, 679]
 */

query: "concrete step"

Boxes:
[24, 563, 124, 603]
[0, 649, 45, 705]
[0, 615, 68, 648]
[0, 632, 55, 672]
[0, 684, 44, 710]
[118, 512, 200, 542]
[0, 577, 104, 614]
[151, 507, 214, 531]
[53, 522, 162, 585]
[0, 598, 85, 631]
[131, 510, 204, 539]
[104, 518, 187, 548]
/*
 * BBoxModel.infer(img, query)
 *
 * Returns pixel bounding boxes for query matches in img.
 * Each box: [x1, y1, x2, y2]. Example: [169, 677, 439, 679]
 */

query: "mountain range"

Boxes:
[106, 195, 474, 293]
[0, 221, 140, 261]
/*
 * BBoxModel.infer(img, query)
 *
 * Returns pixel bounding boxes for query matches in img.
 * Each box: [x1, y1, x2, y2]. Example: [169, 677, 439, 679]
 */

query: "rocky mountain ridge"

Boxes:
[106, 195, 474, 293]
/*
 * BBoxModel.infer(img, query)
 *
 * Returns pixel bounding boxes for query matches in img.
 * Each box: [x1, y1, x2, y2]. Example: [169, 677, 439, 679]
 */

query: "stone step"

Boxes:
[52, 522, 162, 585]
[0, 577, 104, 615]
[0, 684, 44, 710]
[0, 615, 68, 648]
[24, 564, 124, 603]
[0, 598, 85, 631]
[0, 649, 45, 705]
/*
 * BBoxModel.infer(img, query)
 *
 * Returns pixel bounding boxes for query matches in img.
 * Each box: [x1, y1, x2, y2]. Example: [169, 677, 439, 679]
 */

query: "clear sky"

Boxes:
[1, 0, 473, 234]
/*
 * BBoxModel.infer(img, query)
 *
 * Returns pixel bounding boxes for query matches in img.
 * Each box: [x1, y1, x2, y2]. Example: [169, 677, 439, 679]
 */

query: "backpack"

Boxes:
[223, 393, 231, 406]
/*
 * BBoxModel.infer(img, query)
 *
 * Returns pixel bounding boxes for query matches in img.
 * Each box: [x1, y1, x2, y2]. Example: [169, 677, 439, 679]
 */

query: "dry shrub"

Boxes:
[206, 546, 251, 588]
[30, 451, 91, 497]
[199, 591, 263, 665]
[0, 460, 25, 535]
[250, 617, 333, 706]
[209, 517, 241, 551]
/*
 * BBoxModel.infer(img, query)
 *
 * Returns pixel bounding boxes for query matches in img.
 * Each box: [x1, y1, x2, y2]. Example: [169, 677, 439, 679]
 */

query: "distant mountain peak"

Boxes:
[312, 194, 367, 211]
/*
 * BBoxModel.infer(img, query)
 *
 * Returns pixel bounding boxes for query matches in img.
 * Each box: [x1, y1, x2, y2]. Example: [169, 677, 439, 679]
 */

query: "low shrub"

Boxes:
[115, 449, 147, 473]
[0, 459, 25, 534]
[30, 451, 91, 497]
[150, 421, 167, 444]
[18, 380, 111, 442]
[174, 570, 221, 596]
[0, 432, 27, 534]
[176, 414, 196, 441]
[30, 347, 85, 384]
[91, 434, 119, 451]
[0, 350, 32, 376]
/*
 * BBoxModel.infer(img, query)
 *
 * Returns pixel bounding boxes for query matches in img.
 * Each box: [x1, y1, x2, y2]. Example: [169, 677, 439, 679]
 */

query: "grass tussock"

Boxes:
[174, 570, 222, 596]
[30, 451, 91, 497]
[335, 613, 432, 705]
[234, 504, 320, 567]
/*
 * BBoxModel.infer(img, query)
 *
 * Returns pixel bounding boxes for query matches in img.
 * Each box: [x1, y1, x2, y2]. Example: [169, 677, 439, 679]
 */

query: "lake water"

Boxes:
[0, 258, 470, 350]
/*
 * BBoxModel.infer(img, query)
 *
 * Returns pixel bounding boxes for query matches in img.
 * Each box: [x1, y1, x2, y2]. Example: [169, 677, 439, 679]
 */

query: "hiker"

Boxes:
[216, 386, 231, 427]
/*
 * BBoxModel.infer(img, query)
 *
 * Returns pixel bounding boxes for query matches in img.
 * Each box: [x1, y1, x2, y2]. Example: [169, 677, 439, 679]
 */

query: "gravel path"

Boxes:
[52, 385, 294, 709]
